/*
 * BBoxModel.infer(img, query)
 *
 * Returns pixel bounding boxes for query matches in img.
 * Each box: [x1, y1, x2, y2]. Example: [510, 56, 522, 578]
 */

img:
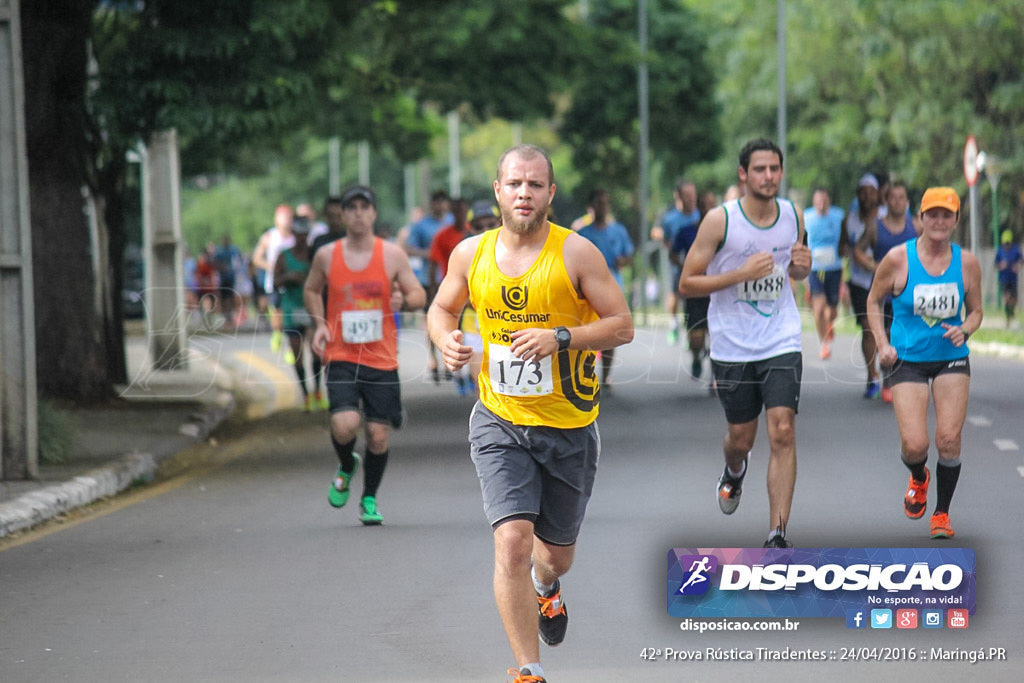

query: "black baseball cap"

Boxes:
[341, 185, 376, 208]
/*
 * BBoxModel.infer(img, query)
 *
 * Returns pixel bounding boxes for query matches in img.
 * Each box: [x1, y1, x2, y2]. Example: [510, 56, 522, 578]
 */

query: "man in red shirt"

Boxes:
[428, 197, 470, 290]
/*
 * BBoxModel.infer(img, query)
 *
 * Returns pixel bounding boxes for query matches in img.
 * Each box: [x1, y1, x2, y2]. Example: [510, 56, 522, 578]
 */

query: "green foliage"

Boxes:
[687, 0, 1024, 219]
[380, 1, 582, 123]
[562, 0, 721, 221]
[37, 400, 79, 466]
[973, 321, 1024, 347]
[90, 1, 331, 169]
[99, 0, 1024, 244]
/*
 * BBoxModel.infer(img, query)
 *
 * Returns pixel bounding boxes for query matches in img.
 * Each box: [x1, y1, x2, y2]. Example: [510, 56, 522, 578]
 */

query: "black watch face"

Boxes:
[556, 328, 570, 347]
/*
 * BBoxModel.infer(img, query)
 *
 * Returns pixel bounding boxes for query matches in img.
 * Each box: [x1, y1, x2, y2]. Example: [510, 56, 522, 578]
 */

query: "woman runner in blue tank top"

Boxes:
[864, 187, 982, 542]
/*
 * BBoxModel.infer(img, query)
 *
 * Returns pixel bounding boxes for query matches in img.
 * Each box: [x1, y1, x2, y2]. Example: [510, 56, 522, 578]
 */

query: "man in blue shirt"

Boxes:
[669, 184, 712, 380]
[996, 229, 1022, 327]
[803, 188, 846, 359]
[578, 189, 634, 387]
[402, 189, 452, 382]
[660, 179, 701, 346]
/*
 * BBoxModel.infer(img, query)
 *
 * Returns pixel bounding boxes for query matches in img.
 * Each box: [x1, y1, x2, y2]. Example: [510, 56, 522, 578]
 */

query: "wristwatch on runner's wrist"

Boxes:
[554, 326, 571, 351]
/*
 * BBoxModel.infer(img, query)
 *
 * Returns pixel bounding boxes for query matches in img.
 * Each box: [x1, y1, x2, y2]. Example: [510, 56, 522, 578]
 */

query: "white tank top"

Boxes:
[262, 228, 296, 292]
[707, 198, 803, 362]
[845, 210, 874, 290]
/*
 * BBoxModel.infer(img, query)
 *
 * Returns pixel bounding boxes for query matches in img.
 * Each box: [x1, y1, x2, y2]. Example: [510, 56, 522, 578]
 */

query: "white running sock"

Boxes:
[531, 565, 555, 597]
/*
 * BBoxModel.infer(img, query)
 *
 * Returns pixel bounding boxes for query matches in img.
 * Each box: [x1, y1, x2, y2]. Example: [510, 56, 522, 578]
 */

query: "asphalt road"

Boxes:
[1, 323, 1021, 682]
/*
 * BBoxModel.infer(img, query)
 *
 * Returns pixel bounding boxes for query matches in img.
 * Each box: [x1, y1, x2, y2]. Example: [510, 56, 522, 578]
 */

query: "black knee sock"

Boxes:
[902, 457, 928, 483]
[362, 450, 389, 498]
[312, 354, 323, 390]
[294, 360, 307, 396]
[934, 461, 961, 514]
[331, 436, 357, 474]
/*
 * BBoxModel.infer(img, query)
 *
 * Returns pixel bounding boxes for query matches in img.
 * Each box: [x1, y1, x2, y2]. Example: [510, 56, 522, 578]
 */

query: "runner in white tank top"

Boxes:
[707, 197, 802, 362]
[679, 138, 812, 549]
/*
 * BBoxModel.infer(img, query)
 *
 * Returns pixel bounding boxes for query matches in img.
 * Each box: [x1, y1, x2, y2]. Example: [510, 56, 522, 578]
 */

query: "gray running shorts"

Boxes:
[468, 402, 600, 546]
[711, 351, 802, 424]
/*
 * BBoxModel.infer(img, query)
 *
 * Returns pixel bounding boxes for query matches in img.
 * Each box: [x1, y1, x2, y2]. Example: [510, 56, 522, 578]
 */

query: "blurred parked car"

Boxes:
[123, 244, 145, 319]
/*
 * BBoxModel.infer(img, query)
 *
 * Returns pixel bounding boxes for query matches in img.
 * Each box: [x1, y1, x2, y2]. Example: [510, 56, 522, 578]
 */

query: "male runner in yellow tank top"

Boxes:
[428, 144, 633, 683]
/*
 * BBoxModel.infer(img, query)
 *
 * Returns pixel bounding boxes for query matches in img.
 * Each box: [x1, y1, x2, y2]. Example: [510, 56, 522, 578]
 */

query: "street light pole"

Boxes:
[978, 150, 1003, 248]
[637, 0, 650, 322]
[777, 0, 787, 198]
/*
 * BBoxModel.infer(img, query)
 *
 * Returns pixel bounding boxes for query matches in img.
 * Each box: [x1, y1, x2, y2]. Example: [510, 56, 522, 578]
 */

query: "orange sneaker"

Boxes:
[904, 468, 930, 519]
[881, 386, 893, 403]
[507, 667, 546, 683]
[930, 512, 955, 539]
[819, 343, 831, 360]
[537, 580, 568, 646]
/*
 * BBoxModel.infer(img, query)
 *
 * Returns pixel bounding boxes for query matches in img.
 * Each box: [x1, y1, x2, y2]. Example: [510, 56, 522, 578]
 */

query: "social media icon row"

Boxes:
[846, 608, 968, 629]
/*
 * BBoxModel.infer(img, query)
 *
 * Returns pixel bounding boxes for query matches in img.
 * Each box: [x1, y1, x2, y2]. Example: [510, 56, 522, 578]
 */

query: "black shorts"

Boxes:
[809, 270, 841, 307]
[848, 283, 869, 326]
[887, 358, 970, 385]
[711, 352, 802, 424]
[684, 296, 710, 332]
[325, 361, 405, 428]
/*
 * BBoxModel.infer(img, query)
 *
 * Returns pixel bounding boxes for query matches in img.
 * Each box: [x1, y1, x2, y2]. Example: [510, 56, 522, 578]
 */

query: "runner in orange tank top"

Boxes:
[304, 185, 425, 526]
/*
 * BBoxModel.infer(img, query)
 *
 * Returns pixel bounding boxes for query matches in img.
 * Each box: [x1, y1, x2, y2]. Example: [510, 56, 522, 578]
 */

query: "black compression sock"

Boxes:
[331, 436, 357, 473]
[903, 457, 927, 483]
[311, 354, 323, 390]
[362, 450, 389, 498]
[934, 461, 961, 514]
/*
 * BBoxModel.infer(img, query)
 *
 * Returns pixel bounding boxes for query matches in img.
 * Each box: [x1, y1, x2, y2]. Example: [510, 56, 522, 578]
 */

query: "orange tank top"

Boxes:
[323, 238, 397, 370]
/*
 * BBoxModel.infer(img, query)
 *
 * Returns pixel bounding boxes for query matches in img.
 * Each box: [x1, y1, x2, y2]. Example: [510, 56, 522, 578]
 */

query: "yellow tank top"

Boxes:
[469, 224, 600, 427]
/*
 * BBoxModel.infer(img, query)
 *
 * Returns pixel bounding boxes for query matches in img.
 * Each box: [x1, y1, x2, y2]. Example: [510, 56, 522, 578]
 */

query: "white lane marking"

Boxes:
[967, 415, 991, 427]
[994, 439, 1020, 451]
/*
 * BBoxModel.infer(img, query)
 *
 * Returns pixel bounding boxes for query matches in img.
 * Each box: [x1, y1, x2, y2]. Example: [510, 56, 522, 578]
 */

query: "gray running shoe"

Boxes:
[717, 465, 745, 515]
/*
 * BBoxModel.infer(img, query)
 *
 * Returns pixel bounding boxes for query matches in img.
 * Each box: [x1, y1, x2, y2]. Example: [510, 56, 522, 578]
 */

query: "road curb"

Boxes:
[0, 354, 240, 540]
[0, 453, 158, 538]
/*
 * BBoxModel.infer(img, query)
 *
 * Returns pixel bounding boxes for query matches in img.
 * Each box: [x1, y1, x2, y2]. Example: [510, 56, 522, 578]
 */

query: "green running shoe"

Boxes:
[359, 496, 383, 525]
[328, 453, 360, 508]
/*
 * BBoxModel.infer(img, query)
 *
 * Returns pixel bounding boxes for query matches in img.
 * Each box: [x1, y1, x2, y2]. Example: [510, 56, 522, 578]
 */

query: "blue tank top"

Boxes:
[874, 215, 916, 262]
[890, 239, 968, 363]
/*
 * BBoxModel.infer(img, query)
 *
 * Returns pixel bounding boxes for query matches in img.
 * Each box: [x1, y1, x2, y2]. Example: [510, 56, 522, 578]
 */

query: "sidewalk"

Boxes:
[0, 329, 270, 539]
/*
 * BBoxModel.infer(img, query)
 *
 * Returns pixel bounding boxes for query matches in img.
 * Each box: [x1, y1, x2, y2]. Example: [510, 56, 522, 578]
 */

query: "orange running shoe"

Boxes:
[537, 580, 568, 646]
[904, 467, 930, 519]
[881, 386, 893, 403]
[930, 512, 955, 539]
[507, 667, 546, 683]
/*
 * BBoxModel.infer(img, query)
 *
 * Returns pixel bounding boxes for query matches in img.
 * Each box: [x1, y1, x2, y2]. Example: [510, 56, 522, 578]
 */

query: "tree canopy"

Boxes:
[562, 0, 720, 214]
[20, 0, 1024, 404]
[689, 0, 1024, 221]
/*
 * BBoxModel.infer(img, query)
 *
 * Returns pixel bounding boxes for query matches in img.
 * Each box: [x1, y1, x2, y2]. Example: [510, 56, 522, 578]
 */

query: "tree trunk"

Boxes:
[21, 0, 113, 401]
[99, 156, 129, 387]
